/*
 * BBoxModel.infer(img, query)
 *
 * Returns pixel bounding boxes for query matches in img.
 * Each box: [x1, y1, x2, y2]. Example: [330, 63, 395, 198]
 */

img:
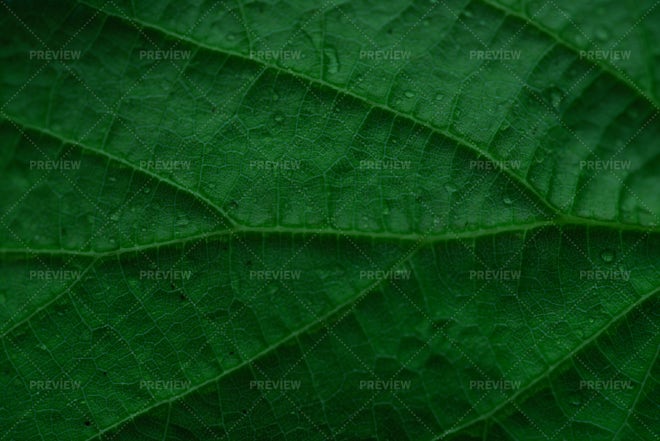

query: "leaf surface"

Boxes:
[0, 0, 658, 440]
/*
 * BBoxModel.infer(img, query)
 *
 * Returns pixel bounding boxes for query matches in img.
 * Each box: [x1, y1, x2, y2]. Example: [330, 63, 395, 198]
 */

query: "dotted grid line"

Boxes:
[0, 0, 246, 334]
[423, 0, 660, 437]
[99, 0, 298, 211]
[0, 0, 349, 438]
[109, 0, 556, 436]
[481, 0, 660, 362]
[319, 0, 660, 437]
[547, 0, 660, 111]
[213, 2, 594, 436]
[1, 5, 458, 438]
[0, 47, 231, 336]
[0, 0, 321, 366]
[452, 0, 660, 336]
[303, 5, 567, 432]
[0, 102, 246, 438]
[78, 0, 427, 438]
[543, 0, 660, 217]
[446, 18, 660, 426]
[0, 0, 656, 436]
[19, 5, 656, 440]
[103, 0, 660, 436]
[568, 340, 659, 440]
[201, 0, 572, 436]
[0, 1, 112, 336]
[60, 0, 464, 436]
[0, 1, 103, 110]
[84, 0, 548, 436]
[438, 225, 658, 439]
[0, 19, 350, 441]
[3, 6, 276, 430]
[310, 0, 582, 437]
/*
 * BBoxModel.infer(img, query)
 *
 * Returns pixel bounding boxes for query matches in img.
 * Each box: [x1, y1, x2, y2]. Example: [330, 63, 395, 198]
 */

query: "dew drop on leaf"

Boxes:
[544, 86, 563, 110]
[595, 27, 609, 41]
[600, 249, 615, 262]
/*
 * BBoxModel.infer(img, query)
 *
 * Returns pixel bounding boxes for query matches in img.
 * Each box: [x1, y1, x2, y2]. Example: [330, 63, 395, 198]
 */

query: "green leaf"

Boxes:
[0, 0, 658, 440]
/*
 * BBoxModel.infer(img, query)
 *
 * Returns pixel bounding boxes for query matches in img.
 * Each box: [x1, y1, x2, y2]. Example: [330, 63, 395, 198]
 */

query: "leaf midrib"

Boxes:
[0, 217, 657, 260]
[2, 115, 658, 264]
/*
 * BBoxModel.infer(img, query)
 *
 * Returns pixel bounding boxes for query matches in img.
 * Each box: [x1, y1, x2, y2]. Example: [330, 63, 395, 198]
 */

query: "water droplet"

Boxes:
[460, 10, 474, 19]
[143, 187, 151, 194]
[534, 147, 549, 163]
[595, 27, 609, 41]
[444, 183, 458, 193]
[273, 112, 285, 123]
[434, 92, 444, 101]
[600, 249, 615, 263]
[573, 34, 587, 47]
[503, 196, 513, 205]
[226, 33, 236, 41]
[404, 90, 415, 98]
[37, 343, 47, 351]
[543, 86, 563, 110]
[110, 212, 119, 221]
[324, 47, 339, 75]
